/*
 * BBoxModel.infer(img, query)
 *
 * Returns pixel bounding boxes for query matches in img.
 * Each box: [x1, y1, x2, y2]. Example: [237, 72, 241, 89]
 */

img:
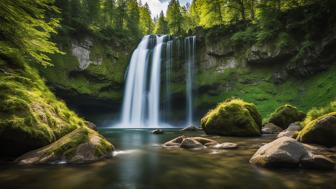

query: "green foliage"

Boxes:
[201, 98, 262, 137]
[267, 104, 306, 129]
[154, 11, 168, 34]
[304, 100, 336, 125]
[139, 3, 154, 35]
[0, 0, 63, 66]
[166, 0, 183, 34]
[231, 26, 256, 46]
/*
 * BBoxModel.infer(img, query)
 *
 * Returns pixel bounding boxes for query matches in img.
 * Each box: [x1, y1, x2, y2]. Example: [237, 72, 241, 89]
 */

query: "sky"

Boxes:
[141, 0, 192, 18]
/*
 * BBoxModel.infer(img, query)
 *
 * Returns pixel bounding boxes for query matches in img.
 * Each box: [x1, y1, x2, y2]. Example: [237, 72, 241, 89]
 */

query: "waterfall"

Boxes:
[121, 35, 151, 127]
[148, 35, 167, 126]
[118, 35, 196, 128]
[185, 36, 196, 126]
[164, 40, 173, 123]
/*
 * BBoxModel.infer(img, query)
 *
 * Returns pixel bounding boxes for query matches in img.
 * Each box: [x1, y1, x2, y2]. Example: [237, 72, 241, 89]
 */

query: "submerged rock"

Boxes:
[297, 112, 336, 147]
[152, 129, 164, 135]
[201, 99, 262, 137]
[250, 137, 310, 168]
[262, 123, 283, 134]
[268, 104, 306, 129]
[180, 138, 204, 149]
[211, 143, 239, 149]
[163, 136, 219, 149]
[16, 127, 114, 165]
[181, 125, 201, 131]
[163, 136, 185, 147]
[301, 155, 335, 170]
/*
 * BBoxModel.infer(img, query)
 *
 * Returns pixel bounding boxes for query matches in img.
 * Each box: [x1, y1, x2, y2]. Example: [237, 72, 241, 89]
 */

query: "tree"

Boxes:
[139, 3, 153, 34]
[125, 0, 140, 37]
[102, 0, 116, 28]
[0, 0, 62, 66]
[166, 0, 183, 34]
[115, 0, 127, 30]
[154, 11, 168, 34]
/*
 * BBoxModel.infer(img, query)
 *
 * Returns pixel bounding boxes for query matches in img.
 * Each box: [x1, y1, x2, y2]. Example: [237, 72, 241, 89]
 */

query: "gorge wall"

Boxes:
[39, 3, 336, 124]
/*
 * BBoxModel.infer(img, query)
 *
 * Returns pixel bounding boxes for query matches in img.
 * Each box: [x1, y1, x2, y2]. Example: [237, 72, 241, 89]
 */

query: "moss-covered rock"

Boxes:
[201, 99, 262, 136]
[16, 127, 113, 164]
[0, 55, 87, 158]
[297, 112, 336, 147]
[268, 104, 306, 129]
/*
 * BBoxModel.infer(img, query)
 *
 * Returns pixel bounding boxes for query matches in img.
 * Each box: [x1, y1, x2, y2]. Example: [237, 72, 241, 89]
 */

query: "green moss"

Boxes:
[0, 55, 87, 157]
[303, 100, 336, 125]
[201, 98, 262, 137]
[297, 112, 336, 147]
[37, 39, 128, 102]
[196, 64, 336, 123]
[267, 104, 306, 129]
[17, 127, 114, 164]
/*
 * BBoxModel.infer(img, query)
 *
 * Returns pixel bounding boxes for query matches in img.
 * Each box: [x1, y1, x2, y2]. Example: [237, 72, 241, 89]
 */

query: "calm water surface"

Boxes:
[0, 128, 335, 189]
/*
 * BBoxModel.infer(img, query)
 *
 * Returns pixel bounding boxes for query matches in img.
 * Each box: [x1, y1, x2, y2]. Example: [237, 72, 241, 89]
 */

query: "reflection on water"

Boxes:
[0, 128, 335, 189]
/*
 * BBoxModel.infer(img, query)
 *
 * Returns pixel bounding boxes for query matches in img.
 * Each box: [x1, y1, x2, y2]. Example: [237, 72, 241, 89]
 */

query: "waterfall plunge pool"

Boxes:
[0, 128, 335, 189]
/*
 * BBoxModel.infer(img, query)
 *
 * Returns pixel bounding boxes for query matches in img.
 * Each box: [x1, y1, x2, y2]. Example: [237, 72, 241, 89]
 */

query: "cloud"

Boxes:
[141, 0, 192, 18]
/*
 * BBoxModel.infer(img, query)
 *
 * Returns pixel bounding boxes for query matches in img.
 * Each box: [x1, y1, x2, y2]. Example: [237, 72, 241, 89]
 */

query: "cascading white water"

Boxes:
[164, 40, 173, 122]
[119, 35, 196, 128]
[148, 35, 167, 127]
[185, 36, 196, 126]
[121, 35, 151, 127]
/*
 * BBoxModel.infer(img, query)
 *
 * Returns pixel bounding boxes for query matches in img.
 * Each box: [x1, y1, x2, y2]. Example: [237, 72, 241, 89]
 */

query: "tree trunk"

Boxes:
[250, 0, 255, 20]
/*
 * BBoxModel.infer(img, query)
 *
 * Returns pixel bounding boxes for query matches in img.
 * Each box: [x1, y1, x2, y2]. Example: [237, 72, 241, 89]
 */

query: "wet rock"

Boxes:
[297, 113, 336, 147]
[163, 136, 218, 148]
[181, 125, 201, 131]
[250, 137, 310, 168]
[277, 122, 302, 138]
[152, 129, 164, 135]
[277, 130, 298, 138]
[262, 123, 283, 134]
[180, 138, 204, 149]
[16, 127, 114, 165]
[163, 136, 185, 147]
[211, 143, 238, 149]
[86, 121, 97, 131]
[192, 137, 218, 146]
[301, 155, 335, 170]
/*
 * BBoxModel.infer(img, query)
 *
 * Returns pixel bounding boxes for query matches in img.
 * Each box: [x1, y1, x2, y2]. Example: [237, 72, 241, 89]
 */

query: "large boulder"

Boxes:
[201, 99, 262, 136]
[297, 112, 336, 147]
[16, 127, 114, 165]
[268, 104, 306, 129]
[250, 137, 310, 168]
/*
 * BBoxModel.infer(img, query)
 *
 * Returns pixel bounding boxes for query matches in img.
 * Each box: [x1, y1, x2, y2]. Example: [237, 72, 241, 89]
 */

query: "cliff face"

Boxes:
[194, 9, 336, 119]
[37, 34, 135, 116]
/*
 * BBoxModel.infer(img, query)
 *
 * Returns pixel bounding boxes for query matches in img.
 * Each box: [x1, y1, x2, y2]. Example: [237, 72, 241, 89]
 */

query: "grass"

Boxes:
[196, 64, 336, 123]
